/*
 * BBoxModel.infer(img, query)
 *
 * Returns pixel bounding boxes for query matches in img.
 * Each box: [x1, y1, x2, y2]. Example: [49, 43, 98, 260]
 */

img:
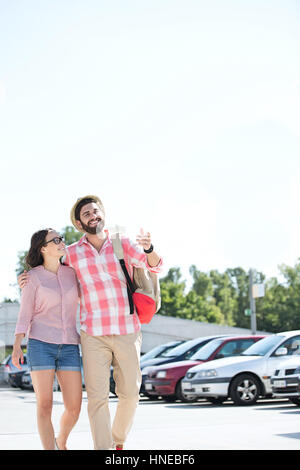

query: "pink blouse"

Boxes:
[15, 264, 80, 344]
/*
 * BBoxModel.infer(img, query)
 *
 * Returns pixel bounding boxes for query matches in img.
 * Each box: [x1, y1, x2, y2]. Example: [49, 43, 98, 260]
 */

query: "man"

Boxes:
[19, 195, 162, 450]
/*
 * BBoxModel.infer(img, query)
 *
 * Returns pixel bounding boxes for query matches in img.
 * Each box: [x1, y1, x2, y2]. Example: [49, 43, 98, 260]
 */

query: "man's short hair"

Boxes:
[74, 197, 101, 221]
[70, 194, 105, 232]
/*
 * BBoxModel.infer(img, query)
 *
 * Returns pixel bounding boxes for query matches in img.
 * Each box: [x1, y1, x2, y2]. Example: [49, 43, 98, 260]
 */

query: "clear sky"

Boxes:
[0, 0, 300, 301]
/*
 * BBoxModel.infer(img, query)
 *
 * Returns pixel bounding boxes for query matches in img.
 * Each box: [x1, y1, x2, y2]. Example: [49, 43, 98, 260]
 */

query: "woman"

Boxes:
[12, 228, 82, 450]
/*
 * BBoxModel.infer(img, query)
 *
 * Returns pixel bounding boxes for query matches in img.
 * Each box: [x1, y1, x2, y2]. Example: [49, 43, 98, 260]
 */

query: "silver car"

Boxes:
[271, 356, 300, 406]
[181, 330, 300, 406]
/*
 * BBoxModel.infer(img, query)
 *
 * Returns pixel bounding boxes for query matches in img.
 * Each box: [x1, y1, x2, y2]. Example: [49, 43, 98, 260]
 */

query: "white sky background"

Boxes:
[0, 0, 300, 300]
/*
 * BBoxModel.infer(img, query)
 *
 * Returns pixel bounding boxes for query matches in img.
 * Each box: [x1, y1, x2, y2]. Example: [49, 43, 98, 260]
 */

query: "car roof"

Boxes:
[189, 335, 264, 347]
[163, 340, 185, 346]
[182, 334, 265, 345]
[275, 330, 300, 337]
[216, 335, 265, 342]
[148, 335, 230, 359]
[182, 335, 230, 345]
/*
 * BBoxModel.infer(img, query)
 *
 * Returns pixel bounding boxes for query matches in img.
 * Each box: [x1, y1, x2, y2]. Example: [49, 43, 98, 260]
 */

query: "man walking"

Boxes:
[20, 195, 162, 450]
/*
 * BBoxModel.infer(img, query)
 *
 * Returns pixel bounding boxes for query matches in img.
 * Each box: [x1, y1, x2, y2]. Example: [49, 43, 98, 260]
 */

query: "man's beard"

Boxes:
[80, 218, 105, 235]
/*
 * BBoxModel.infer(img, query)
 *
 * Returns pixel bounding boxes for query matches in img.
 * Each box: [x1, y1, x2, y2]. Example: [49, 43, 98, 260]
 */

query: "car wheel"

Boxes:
[206, 397, 226, 405]
[175, 379, 198, 403]
[288, 397, 300, 406]
[8, 377, 17, 388]
[230, 374, 260, 406]
[143, 392, 160, 400]
[162, 395, 177, 402]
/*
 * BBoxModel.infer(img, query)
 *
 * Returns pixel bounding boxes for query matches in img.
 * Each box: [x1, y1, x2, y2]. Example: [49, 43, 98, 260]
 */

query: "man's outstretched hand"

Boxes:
[136, 228, 152, 251]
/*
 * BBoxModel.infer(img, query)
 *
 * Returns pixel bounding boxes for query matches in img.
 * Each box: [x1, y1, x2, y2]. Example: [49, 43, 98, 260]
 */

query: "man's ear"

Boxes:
[75, 219, 83, 231]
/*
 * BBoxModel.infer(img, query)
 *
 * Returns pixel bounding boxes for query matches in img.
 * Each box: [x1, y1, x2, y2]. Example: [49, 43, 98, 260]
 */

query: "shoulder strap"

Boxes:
[119, 259, 135, 294]
[111, 233, 135, 314]
[111, 233, 124, 260]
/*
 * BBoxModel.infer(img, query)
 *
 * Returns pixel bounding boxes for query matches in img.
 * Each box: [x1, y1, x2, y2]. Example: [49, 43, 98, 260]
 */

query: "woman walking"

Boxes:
[12, 228, 82, 450]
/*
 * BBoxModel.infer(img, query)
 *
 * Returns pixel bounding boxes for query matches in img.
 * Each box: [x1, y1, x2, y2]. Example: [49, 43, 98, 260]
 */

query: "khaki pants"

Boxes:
[80, 330, 142, 450]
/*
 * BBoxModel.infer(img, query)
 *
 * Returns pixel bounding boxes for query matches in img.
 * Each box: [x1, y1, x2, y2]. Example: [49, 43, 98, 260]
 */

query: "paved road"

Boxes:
[0, 384, 299, 450]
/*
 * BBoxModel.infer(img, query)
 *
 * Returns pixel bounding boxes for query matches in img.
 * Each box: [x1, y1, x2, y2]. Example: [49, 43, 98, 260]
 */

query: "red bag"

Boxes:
[112, 234, 161, 324]
[132, 292, 156, 324]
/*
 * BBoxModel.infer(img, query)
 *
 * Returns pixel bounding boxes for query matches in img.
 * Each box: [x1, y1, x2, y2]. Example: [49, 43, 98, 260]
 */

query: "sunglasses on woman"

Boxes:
[43, 236, 64, 246]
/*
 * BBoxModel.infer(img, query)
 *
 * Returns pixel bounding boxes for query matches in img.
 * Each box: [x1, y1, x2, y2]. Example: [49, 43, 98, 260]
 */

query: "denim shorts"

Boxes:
[27, 338, 81, 372]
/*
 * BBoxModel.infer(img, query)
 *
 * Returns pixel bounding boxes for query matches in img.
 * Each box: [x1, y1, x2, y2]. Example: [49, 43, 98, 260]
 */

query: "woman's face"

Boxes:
[41, 230, 66, 259]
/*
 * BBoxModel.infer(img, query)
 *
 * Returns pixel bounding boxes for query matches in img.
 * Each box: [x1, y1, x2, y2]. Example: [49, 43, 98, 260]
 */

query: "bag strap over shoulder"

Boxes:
[111, 232, 124, 260]
[111, 233, 135, 313]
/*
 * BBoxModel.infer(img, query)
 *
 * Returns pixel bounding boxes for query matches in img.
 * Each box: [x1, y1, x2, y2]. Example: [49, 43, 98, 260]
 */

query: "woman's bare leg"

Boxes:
[30, 369, 56, 450]
[55, 370, 82, 450]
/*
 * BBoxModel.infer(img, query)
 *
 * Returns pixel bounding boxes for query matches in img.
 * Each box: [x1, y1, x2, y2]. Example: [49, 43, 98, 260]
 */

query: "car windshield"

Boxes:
[190, 339, 225, 361]
[140, 343, 180, 361]
[160, 337, 211, 358]
[157, 343, 184, 357]
[241, 335, 283, 356]
[140, 345, 167, 361]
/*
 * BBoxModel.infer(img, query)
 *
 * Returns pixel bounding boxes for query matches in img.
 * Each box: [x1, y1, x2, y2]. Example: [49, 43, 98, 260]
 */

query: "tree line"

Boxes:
[14, 226, 300, 334]
[159, 264, 300, 333]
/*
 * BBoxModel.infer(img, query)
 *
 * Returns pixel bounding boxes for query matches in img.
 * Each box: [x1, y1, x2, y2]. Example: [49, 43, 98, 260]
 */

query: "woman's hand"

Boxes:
[18, 271, 29, 289]
[12, 345, 24, 370]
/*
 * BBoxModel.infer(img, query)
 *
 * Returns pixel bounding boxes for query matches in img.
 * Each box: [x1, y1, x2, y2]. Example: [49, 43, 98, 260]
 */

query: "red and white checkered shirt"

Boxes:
[64, 232, 163, 336]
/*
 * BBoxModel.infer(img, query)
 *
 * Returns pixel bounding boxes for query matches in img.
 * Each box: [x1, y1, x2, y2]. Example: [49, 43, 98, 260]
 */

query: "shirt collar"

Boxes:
[78, 230, 110, 247]
[78, 234, 88, 246]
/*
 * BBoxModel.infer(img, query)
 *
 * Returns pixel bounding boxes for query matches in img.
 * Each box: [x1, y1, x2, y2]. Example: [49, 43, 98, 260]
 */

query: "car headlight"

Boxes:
[197, 369, 218, 378]
[295, 367, 300, 375]
[156, 371, 167, 378]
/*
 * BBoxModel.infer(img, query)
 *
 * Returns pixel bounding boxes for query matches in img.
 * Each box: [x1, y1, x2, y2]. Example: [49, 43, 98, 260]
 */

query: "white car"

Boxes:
[271, 356, 300, 406]
[181, 330, 300, 406]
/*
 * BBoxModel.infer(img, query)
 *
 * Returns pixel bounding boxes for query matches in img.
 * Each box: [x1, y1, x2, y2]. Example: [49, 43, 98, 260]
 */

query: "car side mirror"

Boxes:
[215, 354, 224, 359]
[275, 347, 288, 356]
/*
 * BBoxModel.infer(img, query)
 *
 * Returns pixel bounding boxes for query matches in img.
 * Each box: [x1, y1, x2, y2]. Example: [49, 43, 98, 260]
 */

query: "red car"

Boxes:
[144, 335, 265, 403]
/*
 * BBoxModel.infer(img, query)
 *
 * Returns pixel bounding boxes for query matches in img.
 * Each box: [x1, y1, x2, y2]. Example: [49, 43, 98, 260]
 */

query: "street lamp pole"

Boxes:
[249, 269, 257, 335]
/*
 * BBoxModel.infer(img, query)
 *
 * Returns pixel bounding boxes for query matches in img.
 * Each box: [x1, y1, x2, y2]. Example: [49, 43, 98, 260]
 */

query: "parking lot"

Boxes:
[0, 382, 300, 450]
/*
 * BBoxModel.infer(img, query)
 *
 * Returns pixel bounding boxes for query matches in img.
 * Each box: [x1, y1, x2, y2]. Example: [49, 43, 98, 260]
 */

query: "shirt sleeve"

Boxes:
[73, 268, 81, 300]
[14, 275, 37, 336]
[121, 236, 163, 274]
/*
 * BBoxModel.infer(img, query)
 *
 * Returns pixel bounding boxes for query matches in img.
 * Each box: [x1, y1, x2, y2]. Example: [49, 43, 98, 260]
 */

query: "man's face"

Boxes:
[77, 202, 105, 235]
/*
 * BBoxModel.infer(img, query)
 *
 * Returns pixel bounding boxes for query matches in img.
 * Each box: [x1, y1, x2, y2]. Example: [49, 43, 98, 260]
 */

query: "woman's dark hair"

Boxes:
[26, 228, 54, 268]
